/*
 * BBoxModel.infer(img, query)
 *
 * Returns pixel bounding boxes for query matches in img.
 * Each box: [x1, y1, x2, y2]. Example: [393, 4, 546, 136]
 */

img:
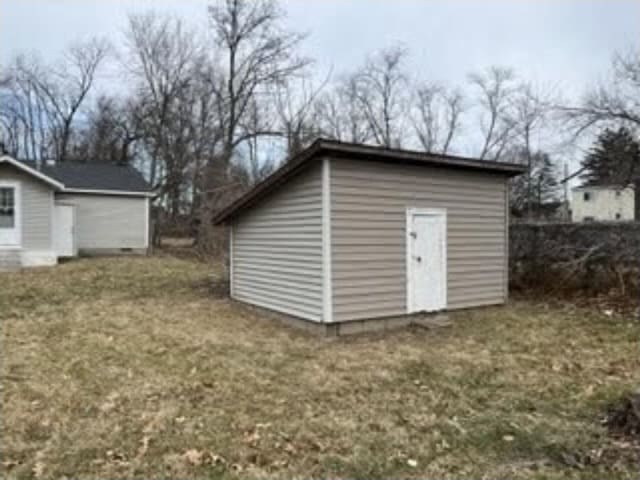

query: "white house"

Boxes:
[0, 155, 152, 270]
[571, 185, 635, 222]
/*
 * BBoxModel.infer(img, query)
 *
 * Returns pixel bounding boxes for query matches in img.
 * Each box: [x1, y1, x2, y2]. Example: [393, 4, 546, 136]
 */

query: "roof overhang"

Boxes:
[572, 184, 635, 191]
[0, 155, 153, 196]
[213, 139, 527, 224]
[62, 188, 154, 197]
[0, 155, 65, 189]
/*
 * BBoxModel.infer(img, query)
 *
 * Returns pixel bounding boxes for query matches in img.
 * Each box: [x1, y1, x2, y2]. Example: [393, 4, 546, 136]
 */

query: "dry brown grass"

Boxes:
[1, 255, 639, 479]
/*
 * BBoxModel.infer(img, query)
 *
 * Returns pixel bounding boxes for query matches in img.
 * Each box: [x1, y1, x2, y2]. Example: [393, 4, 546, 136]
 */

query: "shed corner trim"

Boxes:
[322, 157, 333, 323]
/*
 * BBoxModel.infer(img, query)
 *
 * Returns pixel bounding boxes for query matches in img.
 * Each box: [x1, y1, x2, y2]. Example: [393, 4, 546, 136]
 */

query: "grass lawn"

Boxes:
[1, 255, 639, 479]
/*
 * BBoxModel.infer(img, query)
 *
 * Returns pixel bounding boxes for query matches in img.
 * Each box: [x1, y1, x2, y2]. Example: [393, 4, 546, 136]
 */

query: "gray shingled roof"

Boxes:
[21, 161, 151, 193]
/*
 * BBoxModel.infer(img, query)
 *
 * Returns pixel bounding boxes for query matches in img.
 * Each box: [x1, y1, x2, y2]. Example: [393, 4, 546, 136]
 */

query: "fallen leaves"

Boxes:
[182, 449, 230, 469]
[136, 435, 151, 459]
[105, 449, 128, 466]
[32, 452, 45, 478]
[32, 461, 45, 478]
[446, 416, 467, 435]
[244, 429, 261, 447]
[99, 392, 120, 414]
[183, 449, 205, 466]
[2, 257, 639, 479]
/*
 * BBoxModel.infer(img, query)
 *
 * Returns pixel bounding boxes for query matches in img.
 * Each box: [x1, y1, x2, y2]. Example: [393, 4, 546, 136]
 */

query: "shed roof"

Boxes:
[1, 155, 151, 195]
[214, 138, 526, 224]
[0, 155, 65, 189]
[572, 184, 636, 191]
[36, 162, 151, 193]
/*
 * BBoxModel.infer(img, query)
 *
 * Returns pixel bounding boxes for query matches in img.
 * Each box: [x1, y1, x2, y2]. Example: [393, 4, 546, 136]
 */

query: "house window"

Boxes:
[616, 213, 621, 220]
[583, 216, 594, 222]
[0, 187, 15, 228]
[583, 192, 591, 201]
[616, 190, 621, 197]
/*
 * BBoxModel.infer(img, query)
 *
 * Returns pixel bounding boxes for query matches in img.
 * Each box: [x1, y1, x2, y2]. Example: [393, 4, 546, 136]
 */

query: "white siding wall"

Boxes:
[55, 193, 148, 250]
[330, 158, 509, 322]
[0, 164, 53, 251]
[571, 187, 635, 222]
[231, 163, 324, 322]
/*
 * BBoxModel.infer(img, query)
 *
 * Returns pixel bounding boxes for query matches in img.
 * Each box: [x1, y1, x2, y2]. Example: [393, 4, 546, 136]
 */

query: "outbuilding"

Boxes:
[214, 139, 525, 334]
[0, 155, 151, 270]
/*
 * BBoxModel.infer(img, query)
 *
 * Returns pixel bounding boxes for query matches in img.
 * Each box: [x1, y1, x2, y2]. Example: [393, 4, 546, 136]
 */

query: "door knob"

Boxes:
[415, 256, 422, 262]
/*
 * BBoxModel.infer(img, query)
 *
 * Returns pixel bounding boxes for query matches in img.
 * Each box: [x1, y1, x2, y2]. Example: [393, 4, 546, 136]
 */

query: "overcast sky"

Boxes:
[2, 0, 638, 87]
[1, 0, 639, 166]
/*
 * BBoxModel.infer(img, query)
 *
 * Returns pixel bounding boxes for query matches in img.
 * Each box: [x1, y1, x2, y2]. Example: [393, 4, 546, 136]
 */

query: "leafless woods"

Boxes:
[1, 0, 639, 248]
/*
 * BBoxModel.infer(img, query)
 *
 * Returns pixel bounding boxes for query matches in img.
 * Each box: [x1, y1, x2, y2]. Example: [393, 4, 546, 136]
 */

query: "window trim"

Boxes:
[0, 186, 16, 228]
[0, 181, 21, 246]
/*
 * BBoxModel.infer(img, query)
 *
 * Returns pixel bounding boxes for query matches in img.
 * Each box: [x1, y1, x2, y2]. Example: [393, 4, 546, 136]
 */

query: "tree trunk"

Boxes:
[196, 153, 229, 257]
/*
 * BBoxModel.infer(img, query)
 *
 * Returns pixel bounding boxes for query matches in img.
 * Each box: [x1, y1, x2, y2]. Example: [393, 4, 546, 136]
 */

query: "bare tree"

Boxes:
[198, 0, 309, 251]
[239, 98, 276, 183]
[123, 11, 231, 231]
[563, 48, 640, 134]
[352, 45, 409, 147]
[0, 42, 109, 164]
[125, 12, 201, 187]
[315, 75, 372, 143]
[274, 73, 328, 156]
[71, 95, 142, 164]
[1, 55, 57, 161]
[468, 66, 518, 160]
[412, 83, 465, 154]
[207, 0, 309, 163]
[510, 82, 557, 215]
[35, 38, 110, 162]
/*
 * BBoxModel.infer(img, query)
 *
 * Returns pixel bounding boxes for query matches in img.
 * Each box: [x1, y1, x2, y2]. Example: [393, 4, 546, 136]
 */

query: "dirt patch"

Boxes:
[607, 391, 640, 441]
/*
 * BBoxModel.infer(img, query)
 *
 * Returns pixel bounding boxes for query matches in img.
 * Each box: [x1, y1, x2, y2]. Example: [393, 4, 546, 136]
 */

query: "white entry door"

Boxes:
[54, 204, 77, 257]
[0, 182, 20, 246]
[407, 209, 447, 313]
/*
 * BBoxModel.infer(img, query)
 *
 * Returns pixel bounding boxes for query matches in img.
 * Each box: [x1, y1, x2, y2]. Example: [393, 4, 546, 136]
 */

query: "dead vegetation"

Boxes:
[1, 256, 639, 479]
[608, 391, 640, 441]
[510, 223, 640, 318]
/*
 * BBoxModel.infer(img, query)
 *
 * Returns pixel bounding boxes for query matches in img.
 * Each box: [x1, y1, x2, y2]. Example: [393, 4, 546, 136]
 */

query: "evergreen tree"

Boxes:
[581, 127, 640, 186]
[533, 152, 559, 205]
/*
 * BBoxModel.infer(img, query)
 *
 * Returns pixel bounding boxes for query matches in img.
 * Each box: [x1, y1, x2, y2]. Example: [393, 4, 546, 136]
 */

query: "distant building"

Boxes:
[0, 154, 151, 270]
[571, 185, 635, 222]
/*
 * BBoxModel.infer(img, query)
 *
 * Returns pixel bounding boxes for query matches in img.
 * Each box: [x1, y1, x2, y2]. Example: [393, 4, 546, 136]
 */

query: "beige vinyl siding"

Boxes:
[55, 193, 148, 250]
[0, 164, 53, 250]
[232, 163, 324, 322]
[330, 158, 508, 322]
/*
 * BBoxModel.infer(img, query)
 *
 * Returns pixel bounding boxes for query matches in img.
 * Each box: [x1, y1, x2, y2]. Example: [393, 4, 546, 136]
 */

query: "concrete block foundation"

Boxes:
[234, 300, 450, 336]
